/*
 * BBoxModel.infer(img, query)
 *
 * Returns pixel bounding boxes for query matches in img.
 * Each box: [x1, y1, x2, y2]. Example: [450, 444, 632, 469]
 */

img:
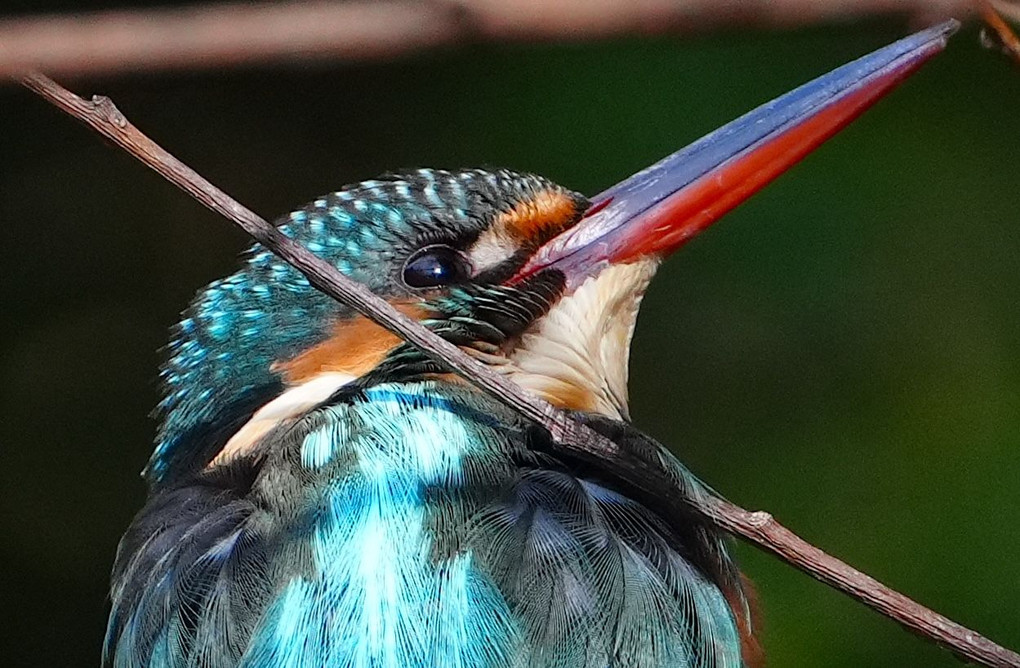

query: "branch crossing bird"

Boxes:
[102, 22, 954, 668]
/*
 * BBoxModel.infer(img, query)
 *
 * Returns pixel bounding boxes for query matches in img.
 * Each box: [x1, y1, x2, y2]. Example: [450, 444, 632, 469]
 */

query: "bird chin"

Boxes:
[502, 257, 658, 421]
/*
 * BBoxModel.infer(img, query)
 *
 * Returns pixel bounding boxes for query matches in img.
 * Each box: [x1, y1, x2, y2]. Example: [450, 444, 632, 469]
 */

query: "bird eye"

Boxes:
[401, 244, 472, 289]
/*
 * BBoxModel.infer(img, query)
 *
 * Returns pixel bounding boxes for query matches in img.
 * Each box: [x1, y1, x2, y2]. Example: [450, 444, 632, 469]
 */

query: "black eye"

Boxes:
[401, 244, 472, 289]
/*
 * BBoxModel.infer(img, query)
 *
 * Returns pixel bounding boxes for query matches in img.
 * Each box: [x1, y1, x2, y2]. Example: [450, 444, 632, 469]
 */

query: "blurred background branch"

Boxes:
[0, 0, 1011, 79]
[979, 0, 1020, 64]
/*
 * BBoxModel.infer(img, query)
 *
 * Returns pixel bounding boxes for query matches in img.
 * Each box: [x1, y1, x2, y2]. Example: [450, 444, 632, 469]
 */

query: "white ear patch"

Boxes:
[506, 259, 658, 419]
[467, 226, 518, 273]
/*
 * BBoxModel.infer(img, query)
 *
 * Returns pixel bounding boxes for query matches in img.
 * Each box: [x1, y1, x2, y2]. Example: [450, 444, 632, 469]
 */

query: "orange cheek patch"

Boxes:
[496, 188, 580, 246]
[274, 302, 427, 384]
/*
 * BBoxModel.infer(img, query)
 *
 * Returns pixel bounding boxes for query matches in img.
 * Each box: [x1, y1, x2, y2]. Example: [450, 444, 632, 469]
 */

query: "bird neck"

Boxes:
[147, 266, 347, 485]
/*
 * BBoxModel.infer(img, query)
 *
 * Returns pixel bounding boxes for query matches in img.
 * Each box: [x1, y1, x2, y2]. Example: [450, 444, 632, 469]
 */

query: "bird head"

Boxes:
[149, 23, 952, 485]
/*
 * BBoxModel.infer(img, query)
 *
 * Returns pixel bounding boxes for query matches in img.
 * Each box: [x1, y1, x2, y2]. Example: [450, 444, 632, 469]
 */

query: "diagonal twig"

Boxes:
[20, 72, 1020, 668]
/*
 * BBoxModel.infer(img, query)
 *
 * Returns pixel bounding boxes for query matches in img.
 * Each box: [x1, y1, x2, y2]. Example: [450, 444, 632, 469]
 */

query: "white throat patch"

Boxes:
[505, 259, 658, 420]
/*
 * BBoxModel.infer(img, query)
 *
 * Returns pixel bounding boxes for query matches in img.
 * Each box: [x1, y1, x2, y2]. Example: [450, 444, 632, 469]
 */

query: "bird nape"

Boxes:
[103, 22, 953, 668]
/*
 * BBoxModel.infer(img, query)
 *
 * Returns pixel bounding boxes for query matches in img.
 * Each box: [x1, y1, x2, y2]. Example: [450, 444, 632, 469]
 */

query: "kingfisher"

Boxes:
[103, 23, 952, 668]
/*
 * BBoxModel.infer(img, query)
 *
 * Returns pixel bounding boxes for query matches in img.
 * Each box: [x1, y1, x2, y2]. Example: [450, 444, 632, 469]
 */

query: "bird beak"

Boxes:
[516, 20, 957, 288]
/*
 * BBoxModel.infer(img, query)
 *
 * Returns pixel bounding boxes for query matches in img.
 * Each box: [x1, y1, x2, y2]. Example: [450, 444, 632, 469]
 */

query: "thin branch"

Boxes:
[0, 0, 972, 80]
[18, 74, 584, 448]
[21, 72, 1020, 668]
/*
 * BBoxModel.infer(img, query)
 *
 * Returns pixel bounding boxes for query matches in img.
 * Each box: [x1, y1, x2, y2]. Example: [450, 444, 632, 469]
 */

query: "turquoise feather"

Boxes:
[107, 381, 743, 667]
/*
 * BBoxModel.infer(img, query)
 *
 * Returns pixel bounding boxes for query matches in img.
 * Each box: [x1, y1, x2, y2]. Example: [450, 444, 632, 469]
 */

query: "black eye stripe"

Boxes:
[401, 244, 472, 289]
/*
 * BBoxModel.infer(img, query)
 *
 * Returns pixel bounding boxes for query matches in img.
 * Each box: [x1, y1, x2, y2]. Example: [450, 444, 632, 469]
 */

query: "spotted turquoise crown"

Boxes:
[149, 168, 584, 485]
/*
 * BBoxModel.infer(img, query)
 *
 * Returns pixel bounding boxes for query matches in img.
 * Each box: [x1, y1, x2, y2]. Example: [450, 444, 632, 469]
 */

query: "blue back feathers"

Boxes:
[120, 169, 749, 667]
[109, 381, 744, 668]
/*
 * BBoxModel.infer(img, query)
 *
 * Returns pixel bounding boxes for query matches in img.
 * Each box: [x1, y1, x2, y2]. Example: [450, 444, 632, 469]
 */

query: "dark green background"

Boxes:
[2, 8, 1018, 667]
